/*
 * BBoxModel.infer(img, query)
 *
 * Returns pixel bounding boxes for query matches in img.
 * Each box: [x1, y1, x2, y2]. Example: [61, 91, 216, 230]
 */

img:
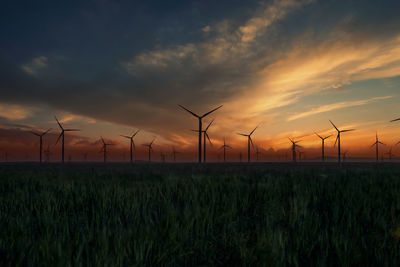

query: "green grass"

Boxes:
[1, 163, 400, 266]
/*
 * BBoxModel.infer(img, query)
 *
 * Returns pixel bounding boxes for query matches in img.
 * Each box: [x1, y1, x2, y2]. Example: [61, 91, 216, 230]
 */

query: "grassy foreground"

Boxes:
[1, 163, 400, 266]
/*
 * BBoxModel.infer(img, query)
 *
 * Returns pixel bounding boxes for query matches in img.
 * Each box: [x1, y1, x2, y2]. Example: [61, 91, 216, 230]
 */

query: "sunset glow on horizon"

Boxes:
[1, 0, 400, 162]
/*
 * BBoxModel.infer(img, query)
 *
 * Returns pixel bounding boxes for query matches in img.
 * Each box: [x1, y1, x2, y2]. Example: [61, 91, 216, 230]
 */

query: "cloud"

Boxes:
[0, 103, 37, 120]
[287, 96, 393, 121]
[21, 56, 48, 76]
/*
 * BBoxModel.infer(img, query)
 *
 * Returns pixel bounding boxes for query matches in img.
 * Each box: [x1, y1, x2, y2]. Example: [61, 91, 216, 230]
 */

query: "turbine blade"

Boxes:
[371, 142, 377, 148]
[101, 137, 105, 144]
[120, 135, 131, 139]
[42, 128, 52, 136]
[55, 132, 63, 145]
[205, 119, 214, 131]
[324, 135, 333, 140]
[205, 133, 213, 146]
[31, 131, 40, 136]
[329, 120, 339, 132]
[378, 141, 385, 145]
[178, 105, 199, 118]
[341, 129, 355, 133]
[334, 134, 339, 147]
[64, 129, 80, 131]
[390, 118, 400, 122]
[55, 116, 63, 130]
[201, 105, 223, 118]
[237, 133, 248, 136]
[314, 132, 323, 139]
[250, 125, 258, 135]
[132, 140, 136, 149]
[249, 136, 254, 148]
[132, 130, 140, 137]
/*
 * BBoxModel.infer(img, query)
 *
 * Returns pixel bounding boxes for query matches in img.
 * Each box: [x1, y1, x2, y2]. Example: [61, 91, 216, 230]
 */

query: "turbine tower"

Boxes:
[121, 130, 140, 164]
[143, 138, 156, 162]
[315, 132, 332, 162]
[31, 128, 51, 163]
[178, 104, 222, 163]
[219, 137, 231, 162]
[289, 138, 302, 163]
[100, 137, 114, 163]
[371, 132, 385, 162]
[237, 126, 258, 163]
[385, 147, 394, 161]
[171, 146, 180, 162]
[55, 116, 80, 163]
[330, 120, 355, 164]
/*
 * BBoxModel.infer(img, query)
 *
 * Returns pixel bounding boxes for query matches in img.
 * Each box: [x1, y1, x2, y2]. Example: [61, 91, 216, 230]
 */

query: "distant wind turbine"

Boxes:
[342, 151, 349, 162]
[371, 132, 385, 162]
[237, 126, 258, 163]
[219, 137, 231, 162]
[315, 132, 332, 162]
[330, 120, 355, 164]
[178, 104, 222, 163]
[121, 130, 140, 164]
[99, 137, 114, 163]
[44, 146, 51, 162]
[143, 138, 156, 162]
[171, 146, 180, 162]
[31, 128, 51, 163]
[55, 116, 80, 163]
[288, 138, 302, 163]
[385, 147, 394, 161]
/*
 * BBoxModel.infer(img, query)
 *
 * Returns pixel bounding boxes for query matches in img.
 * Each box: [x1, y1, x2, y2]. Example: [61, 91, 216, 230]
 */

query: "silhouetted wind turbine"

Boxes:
[330, 120, 355, 164]
[255, 145, 263, 162]
[385, 147, 394, 161]
[371, 132, 385, 162]
[238, 126, 258, 163]
[178, 104, 222, 163]
[171, 146, 180, 162]
[298, 151, 305, 161]
[55, 116, 80, 163]
[99, 137, 114, 163]
[315, 132, 332, 162]
[288, 138, 302, 163]
[121, 130, 140, 164]
[31, 128, 51, 163]
[219, 137, 231, 162]
[143, 138, 156, 162]
[160, 152, 166, 163]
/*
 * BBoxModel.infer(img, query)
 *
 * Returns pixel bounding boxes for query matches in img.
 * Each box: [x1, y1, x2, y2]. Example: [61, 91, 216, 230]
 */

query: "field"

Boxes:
[1, 163, 400, 266]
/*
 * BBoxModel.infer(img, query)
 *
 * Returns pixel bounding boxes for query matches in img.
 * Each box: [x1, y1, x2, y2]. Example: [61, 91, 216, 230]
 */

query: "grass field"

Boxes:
[1, 163, 400, 266]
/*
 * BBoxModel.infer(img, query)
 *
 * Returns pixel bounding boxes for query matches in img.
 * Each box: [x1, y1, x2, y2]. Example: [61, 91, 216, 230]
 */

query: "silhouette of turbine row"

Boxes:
[20, 110, 400, 164]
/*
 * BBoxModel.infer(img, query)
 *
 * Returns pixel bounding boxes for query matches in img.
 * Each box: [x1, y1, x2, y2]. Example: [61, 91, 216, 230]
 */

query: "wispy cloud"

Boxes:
[0, 103, 37, 120]
[287, 96, 393, 121]
[21, 56, 48, 76]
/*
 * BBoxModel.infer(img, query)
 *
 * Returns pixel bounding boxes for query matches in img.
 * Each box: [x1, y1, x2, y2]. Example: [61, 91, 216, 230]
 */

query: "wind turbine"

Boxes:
[255, 145, 263, 162]
[99, 137, 114, 163]
[385, 147, 395, 161]
[315, 132, 332, 162]
[160, 152, 166, 163]
[55, 116, 80, 163]
[237, 126, 258, 163]
[31, 128, 51, 163]
[288, 138, 302, 163]
[329, 120, 355, 164]
[371, 132, 385, 162]
[219, 137, 231, 162]
[178, 104, 223, 163]
[298, 151, 305, 161]
[143, 138, 156, 162]
[121, 130, 140, 164]
[171, 146, 180, 162]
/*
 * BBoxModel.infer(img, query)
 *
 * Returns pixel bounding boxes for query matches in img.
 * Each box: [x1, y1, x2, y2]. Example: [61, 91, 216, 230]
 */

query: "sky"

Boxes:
[1, 0, 400, 162]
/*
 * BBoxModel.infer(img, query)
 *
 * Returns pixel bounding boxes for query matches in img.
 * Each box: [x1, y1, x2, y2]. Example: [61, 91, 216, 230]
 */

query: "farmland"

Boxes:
[1, 163, 400, 266]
